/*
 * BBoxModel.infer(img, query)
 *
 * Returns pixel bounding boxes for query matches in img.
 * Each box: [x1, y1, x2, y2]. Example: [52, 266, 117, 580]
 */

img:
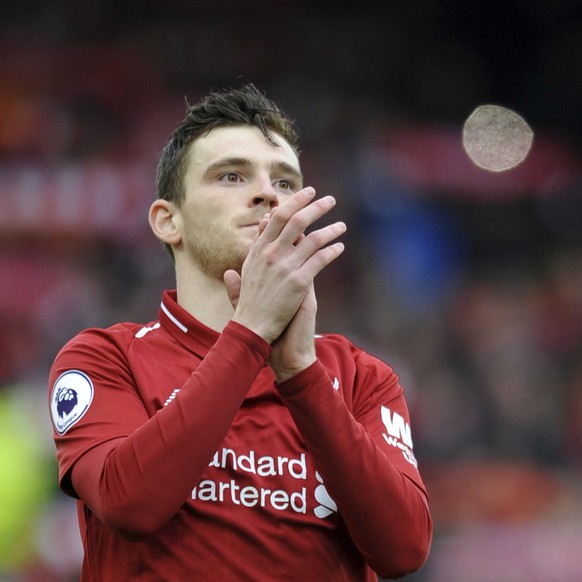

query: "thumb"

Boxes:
[223, 269, 242, 309]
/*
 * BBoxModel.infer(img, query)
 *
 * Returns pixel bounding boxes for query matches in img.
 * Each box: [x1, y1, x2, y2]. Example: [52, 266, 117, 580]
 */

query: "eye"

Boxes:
[219, 173, 243, 184]
[274, 179, 295, 192]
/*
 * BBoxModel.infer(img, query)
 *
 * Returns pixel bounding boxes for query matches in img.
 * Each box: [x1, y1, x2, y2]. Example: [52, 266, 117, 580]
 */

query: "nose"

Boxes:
[251, 175, 279, 209]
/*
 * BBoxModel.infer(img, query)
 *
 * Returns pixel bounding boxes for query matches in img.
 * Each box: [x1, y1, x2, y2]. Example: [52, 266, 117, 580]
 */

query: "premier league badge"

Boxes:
[50, 370, 94, 435]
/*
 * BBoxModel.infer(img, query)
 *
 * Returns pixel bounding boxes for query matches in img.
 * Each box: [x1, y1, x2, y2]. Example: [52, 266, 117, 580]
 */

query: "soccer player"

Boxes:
[49, 84, 432, 581]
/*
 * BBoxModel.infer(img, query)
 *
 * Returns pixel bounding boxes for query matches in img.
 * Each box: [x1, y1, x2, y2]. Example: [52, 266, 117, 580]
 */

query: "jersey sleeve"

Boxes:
[275, 342, 432, 579]
[49, 326, 150, 495]
[48, 321, 271, 537]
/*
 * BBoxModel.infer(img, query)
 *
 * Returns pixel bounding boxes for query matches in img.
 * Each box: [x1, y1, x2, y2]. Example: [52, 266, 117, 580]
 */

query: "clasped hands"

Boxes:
[225, 187, 346, 382]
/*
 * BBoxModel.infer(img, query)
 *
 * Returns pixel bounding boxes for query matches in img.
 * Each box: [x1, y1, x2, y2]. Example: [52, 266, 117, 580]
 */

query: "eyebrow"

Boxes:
[203, 157, 303, 185]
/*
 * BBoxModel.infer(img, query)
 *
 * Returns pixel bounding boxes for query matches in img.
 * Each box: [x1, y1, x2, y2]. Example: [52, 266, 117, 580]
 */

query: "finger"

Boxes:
[292, 220, 347, 264]
[299, 241, 346, 281]
[223, 269, 242, 309]
[293, 232, 306, 246]
[257, 213, 270, 238]
[259, 187, 316, 242]
[264, 195, 338, 248]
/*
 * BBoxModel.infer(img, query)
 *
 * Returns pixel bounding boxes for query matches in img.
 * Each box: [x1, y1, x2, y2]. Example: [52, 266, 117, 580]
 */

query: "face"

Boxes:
[176, 125, 303, 279]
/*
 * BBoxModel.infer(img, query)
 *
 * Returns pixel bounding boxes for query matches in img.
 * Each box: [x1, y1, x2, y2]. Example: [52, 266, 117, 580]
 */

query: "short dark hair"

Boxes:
[155, 83, 299, 208]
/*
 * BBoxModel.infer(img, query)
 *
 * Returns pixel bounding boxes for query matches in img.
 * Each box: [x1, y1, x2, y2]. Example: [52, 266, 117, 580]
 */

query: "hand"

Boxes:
[269, 282, 318, 383]
[224, 188, 345, 345]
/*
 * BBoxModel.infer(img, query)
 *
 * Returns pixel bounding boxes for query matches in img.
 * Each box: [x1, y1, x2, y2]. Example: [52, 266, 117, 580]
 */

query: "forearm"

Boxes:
[72, 322, 270, 538]
[277, 361, 432, 578]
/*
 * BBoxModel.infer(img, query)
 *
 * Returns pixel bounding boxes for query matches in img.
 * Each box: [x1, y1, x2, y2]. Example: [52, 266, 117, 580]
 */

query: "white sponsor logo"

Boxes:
[50, 370, 94, 435]
[135, 322, 160, 338]
[193, 479, 307, 513]
[192, 449, 308, 514]
[381, 406, 418, 468]
[208, 448, 307, 478]
[314, 471, 337, 518]
[332, 377, 340, 390]
[191, 448, 337, 520]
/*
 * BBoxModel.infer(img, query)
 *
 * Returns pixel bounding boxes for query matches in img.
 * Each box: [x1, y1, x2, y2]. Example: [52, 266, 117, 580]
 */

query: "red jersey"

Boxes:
[49, 290, 431, 581]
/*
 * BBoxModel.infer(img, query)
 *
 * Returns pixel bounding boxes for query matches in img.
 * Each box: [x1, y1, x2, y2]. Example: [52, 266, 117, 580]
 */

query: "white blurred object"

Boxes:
[463, 104, 534, 172]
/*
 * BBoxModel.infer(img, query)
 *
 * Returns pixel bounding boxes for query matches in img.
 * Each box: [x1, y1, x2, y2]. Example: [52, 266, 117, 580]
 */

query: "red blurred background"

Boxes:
[2, 2, 582, 580]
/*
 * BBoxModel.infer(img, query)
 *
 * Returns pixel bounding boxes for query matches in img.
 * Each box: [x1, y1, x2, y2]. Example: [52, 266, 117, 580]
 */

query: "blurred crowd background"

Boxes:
[2, 1, 582, 580]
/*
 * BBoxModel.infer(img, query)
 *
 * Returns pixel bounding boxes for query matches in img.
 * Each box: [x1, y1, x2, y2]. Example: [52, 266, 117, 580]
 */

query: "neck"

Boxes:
[174, 261, 234, 333]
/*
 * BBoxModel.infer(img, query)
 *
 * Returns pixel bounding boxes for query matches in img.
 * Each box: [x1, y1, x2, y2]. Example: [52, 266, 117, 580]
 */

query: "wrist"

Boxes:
[271, 355, 316, 384]
[231, 315, 276, 345]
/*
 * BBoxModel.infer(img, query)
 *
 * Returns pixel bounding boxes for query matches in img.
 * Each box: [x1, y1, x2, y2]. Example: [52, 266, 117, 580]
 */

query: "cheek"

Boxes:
[183, 207, 235, 249]
[182, 199, 219, 229]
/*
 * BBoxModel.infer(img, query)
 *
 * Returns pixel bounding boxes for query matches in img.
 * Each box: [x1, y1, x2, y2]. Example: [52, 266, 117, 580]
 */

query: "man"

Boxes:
[49, 84, 432, 581]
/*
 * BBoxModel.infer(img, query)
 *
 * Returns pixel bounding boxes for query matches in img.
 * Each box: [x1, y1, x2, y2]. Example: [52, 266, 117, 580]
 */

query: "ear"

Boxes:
[148, 199, 182, 247]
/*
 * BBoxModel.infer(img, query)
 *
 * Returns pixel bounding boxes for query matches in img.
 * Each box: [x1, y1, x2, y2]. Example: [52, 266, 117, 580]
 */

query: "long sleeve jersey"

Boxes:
[49, 290, 431, 581]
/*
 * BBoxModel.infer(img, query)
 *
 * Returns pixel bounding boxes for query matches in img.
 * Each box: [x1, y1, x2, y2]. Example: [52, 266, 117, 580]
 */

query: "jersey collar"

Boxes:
[158, 289, 220, 357]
